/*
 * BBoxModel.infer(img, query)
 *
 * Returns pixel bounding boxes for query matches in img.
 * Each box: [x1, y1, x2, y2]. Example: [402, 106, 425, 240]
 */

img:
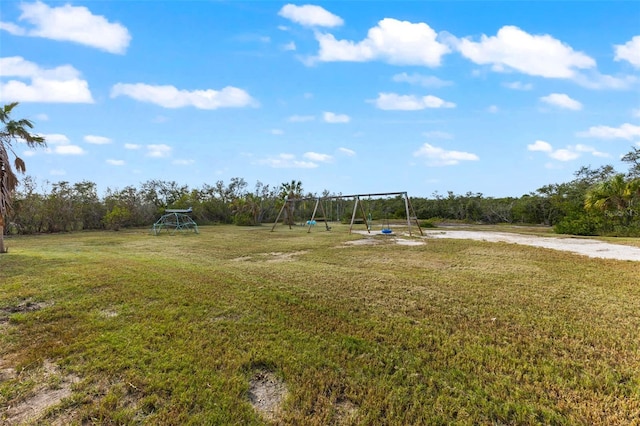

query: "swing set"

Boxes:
[271, 191, 423, 236]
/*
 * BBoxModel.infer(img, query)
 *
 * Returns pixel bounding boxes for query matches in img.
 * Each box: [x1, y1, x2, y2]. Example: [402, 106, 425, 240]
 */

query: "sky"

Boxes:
[1, 1, 639, 198]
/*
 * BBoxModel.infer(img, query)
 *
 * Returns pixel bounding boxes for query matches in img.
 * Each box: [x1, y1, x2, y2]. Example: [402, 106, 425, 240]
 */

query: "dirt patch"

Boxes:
[344, 231, 425, 247]
[230, 255, 253, 262]
[2, 360, 80, 425]
[230, 251, 308, 263]
[423, 230, 640, 261]
[98, 308, 119, 318]
[0, 299, 52, 323]
[248, 369, 287, 421]
[393, 238, 425, 246]
[264, 251, 308, 262]
[344, 238, 380, 246]
[334, 398, 358, 423]
[0, 366, 17, 382]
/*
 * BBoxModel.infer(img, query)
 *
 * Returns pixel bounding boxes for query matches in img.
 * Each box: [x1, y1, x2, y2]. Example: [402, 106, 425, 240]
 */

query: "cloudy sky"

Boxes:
[1, 1, 639, 197]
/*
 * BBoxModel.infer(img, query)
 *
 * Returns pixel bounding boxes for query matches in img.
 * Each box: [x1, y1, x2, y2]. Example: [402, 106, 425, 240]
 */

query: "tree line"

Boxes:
[6, 148, 640, 237]
[3, 102, 640, 240]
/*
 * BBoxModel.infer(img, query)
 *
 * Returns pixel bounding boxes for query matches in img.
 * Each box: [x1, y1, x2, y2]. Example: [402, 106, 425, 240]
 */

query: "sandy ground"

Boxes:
[350, 229, 640, 261]
[422, 230, 640, 261]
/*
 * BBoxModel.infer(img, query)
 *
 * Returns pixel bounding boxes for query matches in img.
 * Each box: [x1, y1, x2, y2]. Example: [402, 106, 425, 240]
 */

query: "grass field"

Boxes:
[1, 224, 639, 425]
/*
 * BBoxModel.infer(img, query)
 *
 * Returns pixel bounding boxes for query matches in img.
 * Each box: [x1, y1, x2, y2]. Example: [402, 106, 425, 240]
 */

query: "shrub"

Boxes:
[553, 213, 598, 236]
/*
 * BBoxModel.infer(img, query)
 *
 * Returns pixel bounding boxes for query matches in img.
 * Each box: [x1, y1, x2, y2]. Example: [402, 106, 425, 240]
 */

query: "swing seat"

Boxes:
[381, 228, 393, 234]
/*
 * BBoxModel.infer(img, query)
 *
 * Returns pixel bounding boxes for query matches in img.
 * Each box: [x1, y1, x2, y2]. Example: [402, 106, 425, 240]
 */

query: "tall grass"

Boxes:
[1, 225, 639, 425]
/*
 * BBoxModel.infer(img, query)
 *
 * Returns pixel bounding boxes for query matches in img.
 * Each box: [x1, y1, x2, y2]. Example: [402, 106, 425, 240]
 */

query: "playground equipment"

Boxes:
[381, 214, 393, 234]
[271, 191, 423, 236]
[151, 208, 199, 235]
[340, 192, 422, 236]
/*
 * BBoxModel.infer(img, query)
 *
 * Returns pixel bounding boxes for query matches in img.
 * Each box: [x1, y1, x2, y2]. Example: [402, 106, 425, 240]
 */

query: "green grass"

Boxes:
[1, 225, 640, 425]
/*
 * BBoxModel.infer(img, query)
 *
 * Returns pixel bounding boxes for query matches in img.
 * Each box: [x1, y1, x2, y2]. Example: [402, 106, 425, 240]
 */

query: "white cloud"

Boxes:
[124, 143, 141, 150]
[549, 148, 580, 161]
[283, 41, 296, 51]
[338, 147, 356, 156]
[106, 159, 125, 166]
[257, 153, 318, 168]
[423, 131, 453, 139]
[614, 35, 640, 68]
[572, 71, 637, 90]
[40, 133, 70, 145]
[413, 143, 479, 166]
[323, 111, 350, 123]
[1, 1, 131, 54]
[0, 56, 93, 103]
[110, 83, 258, 109]
[527, 140, 553, 152]
[50, 169, 66, 176]
[577, 123, 640, 140]
[288, 114, 315, 122]
[314, 18, 450, 67]
[172, 159, 195, 165]
[574, 144, 609, 158]
[633, 108, 640, 118]
[278, 4, 343, 28]
[54, 144, 85, 155]
[303, 151, 333, 162]
[373, 93, 455, 110]
[540, 93, 582, 110]
[28, 133, 85, 155]
[455, 25, 595, 78]
[503, 81, 533, 90]
[392, 72, 453, 87]
[487, 105, 499, 113]
[270, 129, 284, 135]
[528, 140, 608, 161]
[84, 135, 112, 145]
[146, 144, 172, 158]
[35, 113, 49, 121]
[0, 21, 26, 36]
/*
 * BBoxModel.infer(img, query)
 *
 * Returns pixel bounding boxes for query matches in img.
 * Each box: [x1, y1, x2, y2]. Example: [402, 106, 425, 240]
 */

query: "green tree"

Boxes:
[622, 147, 640, 178]
[0, 102, 46, 252]
[585, 174, 640, 231]
[10, 176, 45, 234]
[231, 194, 262, 226]
[73, 180, 105, 230]
[279, 180, 303, 227]
[103, 205, 132, 231]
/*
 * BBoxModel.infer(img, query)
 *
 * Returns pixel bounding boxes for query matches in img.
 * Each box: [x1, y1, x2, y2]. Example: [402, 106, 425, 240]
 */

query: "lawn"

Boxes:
[1, 225, 639, 425]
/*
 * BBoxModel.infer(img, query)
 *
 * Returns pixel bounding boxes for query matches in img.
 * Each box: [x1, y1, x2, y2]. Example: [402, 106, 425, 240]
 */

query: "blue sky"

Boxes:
[1, 1, 639, 198]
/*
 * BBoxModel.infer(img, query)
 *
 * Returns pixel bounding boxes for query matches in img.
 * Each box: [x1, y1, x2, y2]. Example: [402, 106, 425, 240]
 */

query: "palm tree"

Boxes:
[279, 180, 303, 227]
[1, 102, 46, 253]
[231, 193, 262, 226]
[584, 174, 639, 227]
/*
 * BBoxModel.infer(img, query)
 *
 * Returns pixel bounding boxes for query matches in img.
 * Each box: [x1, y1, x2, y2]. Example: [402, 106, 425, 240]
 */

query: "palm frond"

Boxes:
[14, 156, 26, 174]
[1, 102, 47, 217]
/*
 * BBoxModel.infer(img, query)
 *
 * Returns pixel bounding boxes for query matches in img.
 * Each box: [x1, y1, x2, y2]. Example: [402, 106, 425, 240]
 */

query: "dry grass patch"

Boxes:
[248, 369, 288, 422]
[1, 360, 79, 425]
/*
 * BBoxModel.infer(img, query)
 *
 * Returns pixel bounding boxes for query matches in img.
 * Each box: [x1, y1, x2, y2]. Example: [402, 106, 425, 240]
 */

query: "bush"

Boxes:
[233, 212, 259, 226]
[553, 214, 598, 236]
[419, 219, 437, 228]
[103, 206, 131, 231]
